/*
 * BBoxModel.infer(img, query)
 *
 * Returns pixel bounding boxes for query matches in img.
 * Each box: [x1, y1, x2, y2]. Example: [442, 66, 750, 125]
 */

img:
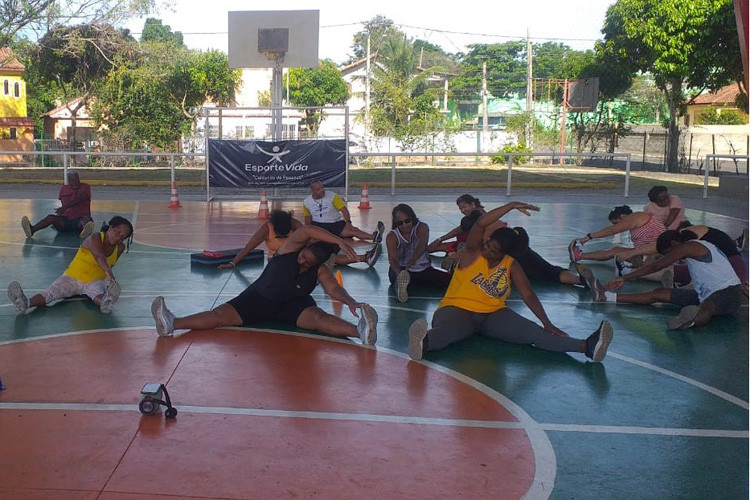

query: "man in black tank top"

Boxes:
[151, 226, 378, 345]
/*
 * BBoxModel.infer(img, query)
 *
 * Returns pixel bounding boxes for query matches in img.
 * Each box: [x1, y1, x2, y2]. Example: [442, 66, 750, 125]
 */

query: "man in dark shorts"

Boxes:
[302, 180, 384, 243]
[151, 225, 378, 344]
[592, 230, 742, 330]
[21, 169, 94, 239]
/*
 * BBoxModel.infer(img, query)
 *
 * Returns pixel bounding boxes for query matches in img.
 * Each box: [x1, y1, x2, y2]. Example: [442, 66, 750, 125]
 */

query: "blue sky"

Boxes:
[127, 0, 615, 63]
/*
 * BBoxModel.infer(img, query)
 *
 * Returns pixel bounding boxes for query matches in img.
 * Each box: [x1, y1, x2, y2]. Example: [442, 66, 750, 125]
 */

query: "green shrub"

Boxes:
[492, 142, 531, 165]
[696, 107, 749, 125]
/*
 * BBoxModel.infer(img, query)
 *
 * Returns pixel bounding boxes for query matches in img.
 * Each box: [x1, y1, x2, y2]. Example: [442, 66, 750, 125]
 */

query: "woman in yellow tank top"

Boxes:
[407, 202, 614, 363]
[7, 216, 133, 315]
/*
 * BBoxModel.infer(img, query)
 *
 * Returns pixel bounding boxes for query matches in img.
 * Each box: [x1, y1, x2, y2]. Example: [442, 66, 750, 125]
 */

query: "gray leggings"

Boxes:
[426, 306, 584, 353]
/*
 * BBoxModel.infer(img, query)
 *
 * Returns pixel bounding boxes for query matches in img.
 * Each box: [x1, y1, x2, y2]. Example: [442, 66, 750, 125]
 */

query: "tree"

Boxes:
[93, 44, 241, 150]
[1, 0, 154, 47]
[33, 23, 136, 147]
[599, 0, 742, 171]
[369, 35, 446, 150]
[349, 15, 404, 62]
[284, 60, 349, 137]
[140, 18, 183, 46]
[452, 42, 526, 100]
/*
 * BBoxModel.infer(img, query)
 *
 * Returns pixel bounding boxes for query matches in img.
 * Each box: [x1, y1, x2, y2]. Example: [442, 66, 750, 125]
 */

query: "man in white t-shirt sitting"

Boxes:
[303, 180, 384, 243]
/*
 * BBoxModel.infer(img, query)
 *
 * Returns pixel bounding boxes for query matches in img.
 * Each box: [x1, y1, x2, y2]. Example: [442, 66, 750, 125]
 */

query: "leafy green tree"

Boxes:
[599, 0, 742, 171]
[93, 45, 240, 150]
[140, 18, 183, 46]
[452, 42, 526, 100]
[284, 60, 349, 136]
[369, 35, 447, 150]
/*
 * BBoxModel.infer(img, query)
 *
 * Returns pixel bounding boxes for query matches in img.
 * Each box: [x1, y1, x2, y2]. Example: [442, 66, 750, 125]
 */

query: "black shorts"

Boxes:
[227, 289, 316, 327]
[60, 216, 89, 232]
[670, 284, 742, 315]
[312, 220, 347, 236]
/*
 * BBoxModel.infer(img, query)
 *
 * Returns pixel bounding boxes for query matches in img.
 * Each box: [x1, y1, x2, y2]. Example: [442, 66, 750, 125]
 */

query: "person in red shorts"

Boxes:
[21, 170, 94, 239]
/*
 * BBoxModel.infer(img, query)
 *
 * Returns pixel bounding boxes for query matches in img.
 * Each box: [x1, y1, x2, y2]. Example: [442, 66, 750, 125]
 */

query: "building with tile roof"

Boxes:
[0, 47, 34, 163]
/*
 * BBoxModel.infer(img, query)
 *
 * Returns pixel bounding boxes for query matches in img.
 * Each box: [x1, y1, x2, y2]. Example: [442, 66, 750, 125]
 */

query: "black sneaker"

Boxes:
[373, 221, 385, 244]
[736, 228, 748, 251]
[365, 244, 382, 267]
[614, 258, 632, 277]
[591, 278, 608, 302]
[585, 320, 614, 362]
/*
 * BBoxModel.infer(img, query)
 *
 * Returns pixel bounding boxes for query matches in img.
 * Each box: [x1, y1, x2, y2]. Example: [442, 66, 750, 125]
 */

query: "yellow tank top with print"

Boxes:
[438, 254, 513, 313]
[64, 232, 120, 283]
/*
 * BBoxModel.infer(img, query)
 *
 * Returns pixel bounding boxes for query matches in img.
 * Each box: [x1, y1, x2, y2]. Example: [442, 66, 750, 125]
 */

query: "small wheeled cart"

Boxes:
[139, 382, 177, 419]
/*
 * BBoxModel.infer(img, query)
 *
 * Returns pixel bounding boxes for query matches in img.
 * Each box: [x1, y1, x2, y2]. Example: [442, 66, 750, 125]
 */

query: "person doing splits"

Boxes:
[8, 216, 133, 315]
[21, 169, 95, 239]
[151, 225, 379, 345]
[407, 202, 614, 363]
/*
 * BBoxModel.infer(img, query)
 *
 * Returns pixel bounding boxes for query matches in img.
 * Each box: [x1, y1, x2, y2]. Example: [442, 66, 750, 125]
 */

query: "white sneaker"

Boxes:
[396, 270, 410, 303]
[408, 318, 428, 360]
[365, 244, 382, 267]
[660, 269, 674, 289]
[79, 220, 95, 239]
[151, 296, 175, 337]
[7, 281, 30, 314]
[357, 303, 378, 345]
[99, 281, 121, 314]
[21, 216, 33, 238]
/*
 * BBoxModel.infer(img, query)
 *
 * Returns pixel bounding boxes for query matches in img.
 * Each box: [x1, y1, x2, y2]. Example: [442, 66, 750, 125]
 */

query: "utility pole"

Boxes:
[482, 60, 488, 152]
[525, 29, 533, 151]
[365, 34, 371, 150]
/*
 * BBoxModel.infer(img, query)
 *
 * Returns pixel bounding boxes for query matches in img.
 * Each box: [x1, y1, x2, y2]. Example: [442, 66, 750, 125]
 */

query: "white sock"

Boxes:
[605, 291, 616, 302]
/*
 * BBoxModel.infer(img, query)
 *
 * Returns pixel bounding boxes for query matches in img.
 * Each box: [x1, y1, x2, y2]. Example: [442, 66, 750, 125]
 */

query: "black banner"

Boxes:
[208, 139, 346, 187]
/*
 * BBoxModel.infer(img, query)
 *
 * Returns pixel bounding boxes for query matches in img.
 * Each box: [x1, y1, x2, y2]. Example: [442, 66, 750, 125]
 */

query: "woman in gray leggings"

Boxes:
[407, 202, 614, 362]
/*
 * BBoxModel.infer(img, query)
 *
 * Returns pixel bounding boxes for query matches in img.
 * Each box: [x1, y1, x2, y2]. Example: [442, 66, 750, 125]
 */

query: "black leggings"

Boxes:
[510, 227, 565, 283]
[388, 266, 451, 289]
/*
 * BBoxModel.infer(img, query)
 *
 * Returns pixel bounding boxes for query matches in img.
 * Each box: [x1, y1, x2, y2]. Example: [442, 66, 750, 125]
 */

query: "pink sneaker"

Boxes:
[568, 240, 582, 262]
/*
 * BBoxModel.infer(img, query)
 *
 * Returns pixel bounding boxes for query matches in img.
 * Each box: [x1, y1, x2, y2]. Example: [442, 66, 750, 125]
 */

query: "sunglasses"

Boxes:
[395, 218, 412, 227]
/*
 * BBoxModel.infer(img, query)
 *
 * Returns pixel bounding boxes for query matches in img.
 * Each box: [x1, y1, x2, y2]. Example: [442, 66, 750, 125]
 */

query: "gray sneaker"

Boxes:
[408, 318, 428, 361]
[575, 263, 596, 290]
[79, 220, 95, 239]
[365, 244, 382, 267]
[21, 216, 33, 238]
[396, 269, 410, 303]
[660, 269, 674, 289]
[591, 278, 608, 302]
[357, 303, 378, 345]
[7, 281, 30, 314]
[99, 281, 121, 314]
[667, 305, 700, 330]
[151, 296, 175, 337]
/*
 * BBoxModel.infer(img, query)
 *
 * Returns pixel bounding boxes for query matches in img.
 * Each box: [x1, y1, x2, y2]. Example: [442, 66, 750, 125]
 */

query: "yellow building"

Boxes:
[0, 47, 35, 163]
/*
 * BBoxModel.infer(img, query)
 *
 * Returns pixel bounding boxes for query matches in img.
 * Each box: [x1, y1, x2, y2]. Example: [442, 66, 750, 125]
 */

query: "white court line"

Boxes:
[608, 352, 749, 410]
[0, 402, 745, 440]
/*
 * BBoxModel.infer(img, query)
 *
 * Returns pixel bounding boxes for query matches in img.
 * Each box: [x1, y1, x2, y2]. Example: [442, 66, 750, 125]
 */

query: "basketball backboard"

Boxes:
[228, 10, 319, 69]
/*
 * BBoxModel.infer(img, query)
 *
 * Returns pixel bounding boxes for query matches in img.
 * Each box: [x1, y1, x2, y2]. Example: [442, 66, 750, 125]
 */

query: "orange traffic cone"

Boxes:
[168, 182, 181, 209]
[257, 190, 269, 220]
[358, 183, 371, 209]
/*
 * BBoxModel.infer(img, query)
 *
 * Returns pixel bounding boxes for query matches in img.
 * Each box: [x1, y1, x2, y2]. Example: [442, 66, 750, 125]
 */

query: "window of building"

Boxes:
[3, 80, 8, 95]
[13, 82, 20, 98]
[9, 127, 17, 139]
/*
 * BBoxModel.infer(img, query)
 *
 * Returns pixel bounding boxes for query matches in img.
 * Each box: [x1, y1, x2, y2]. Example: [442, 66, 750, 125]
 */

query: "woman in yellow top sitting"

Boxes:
[407, 202, 614, 363]
[7, 216, 133, 315]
